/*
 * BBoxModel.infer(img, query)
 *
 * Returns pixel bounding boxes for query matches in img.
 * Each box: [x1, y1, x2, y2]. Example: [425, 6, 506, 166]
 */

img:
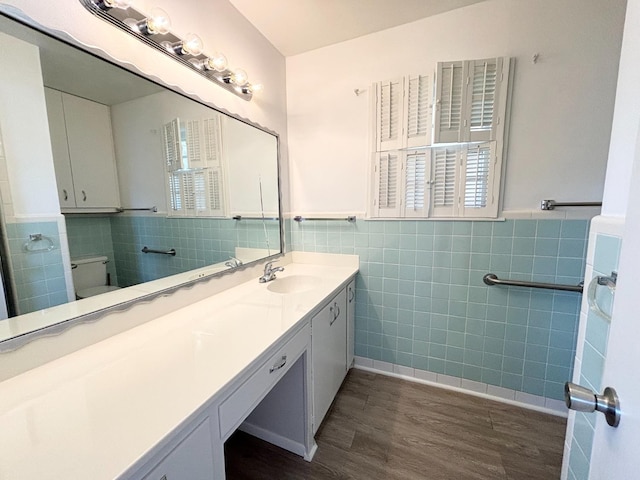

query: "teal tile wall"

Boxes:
[290, 219, 589, 401]
[5, 221, 68, 314]
[234, 219, 281, 254]
[567, 233, 620, 480]
[66, 217, 118, 286]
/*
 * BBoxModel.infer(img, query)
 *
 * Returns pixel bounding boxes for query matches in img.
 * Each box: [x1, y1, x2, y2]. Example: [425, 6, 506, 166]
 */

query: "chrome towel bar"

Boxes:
[118, 206, 158, 213]
[293, 216, 356, 223]
[483, 273, 583, 293]
[232, 215, 279, 221]
[540, 200, 602, 210]
[141, 246, 176, 256]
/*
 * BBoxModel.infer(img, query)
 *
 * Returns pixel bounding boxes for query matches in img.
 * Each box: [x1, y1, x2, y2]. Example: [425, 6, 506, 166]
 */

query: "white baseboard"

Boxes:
[353, 356, 567, 417]
[239, 421, 308, 457]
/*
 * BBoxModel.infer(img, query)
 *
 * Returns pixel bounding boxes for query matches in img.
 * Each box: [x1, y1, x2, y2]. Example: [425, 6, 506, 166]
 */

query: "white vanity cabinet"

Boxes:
[311, 286, 349, 433]
[347, 279, 356, 368]
[140, 419, 214, 480]
[44, 88, 121, 211]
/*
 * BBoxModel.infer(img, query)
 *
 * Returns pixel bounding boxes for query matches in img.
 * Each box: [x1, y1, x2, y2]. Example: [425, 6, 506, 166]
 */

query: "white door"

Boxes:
[588, 128, 640, 476]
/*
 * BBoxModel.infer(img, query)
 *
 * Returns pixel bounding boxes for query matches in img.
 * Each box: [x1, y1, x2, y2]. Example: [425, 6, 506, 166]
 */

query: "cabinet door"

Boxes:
[312, 288, 347, 433]
[44, 88, 76, 207]
[62, 93, 120, 208]
[347, 279, 356, 369]
[142, 419, 214, 480]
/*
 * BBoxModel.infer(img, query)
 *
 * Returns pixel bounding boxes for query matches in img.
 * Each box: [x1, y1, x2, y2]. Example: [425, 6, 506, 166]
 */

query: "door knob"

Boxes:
[564, 382, 621, 427]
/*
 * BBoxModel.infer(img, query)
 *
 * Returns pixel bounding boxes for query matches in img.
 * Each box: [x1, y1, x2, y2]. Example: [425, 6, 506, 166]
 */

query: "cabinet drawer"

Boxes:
[142, 419, 213, 480]
[219, 323, 310, 440]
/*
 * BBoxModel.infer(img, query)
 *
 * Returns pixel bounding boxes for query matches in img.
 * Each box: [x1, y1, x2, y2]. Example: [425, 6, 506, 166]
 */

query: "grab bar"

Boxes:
[540, 200, 602, 211]
[141, 246, 176, 256]
[483, 273, 583, 293]
[293, 215, 356, 223]
[232, 215, 279, 221]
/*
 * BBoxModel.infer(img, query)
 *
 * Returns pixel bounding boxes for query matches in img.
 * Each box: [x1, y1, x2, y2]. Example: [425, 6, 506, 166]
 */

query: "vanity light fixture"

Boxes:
[80, 0, 260, 101]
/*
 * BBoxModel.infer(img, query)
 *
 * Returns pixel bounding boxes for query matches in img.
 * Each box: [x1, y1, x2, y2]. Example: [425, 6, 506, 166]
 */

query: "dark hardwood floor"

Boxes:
[225, 369, 566, 479]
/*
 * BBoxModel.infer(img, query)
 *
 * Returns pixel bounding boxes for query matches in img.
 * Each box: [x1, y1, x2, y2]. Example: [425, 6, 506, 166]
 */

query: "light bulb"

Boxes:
[250, 83, 264, 93]
[181, 33, 204, 56]
[231, 68, 248, 86]
[146, 7, 171, 35]
[205, 52, 228, 72]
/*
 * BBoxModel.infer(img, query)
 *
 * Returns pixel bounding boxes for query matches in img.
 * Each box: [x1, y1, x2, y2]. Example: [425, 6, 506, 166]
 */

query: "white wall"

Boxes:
[0, 0, 290, 211]
[601, 0, 640, 217]
[0, 32, 60, 218]
[285, 0, 626, 217]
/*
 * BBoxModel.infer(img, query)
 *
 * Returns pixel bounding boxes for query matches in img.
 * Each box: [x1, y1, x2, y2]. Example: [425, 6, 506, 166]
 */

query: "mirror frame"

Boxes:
[0, 5, 285, 352]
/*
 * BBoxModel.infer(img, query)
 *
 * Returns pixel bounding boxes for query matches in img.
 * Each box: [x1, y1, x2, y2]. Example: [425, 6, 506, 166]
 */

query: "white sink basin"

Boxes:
[266, 275, 320, 294]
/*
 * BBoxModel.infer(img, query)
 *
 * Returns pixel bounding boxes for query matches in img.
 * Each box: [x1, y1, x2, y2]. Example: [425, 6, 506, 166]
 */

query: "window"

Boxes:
[162, 117, 225, 217]
[369, 57, 510, 220]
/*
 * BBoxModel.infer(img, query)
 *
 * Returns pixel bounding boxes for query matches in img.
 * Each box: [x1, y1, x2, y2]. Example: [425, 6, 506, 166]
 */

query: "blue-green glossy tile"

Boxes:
[561, 220, 588, 239]
[585, 311, 609, 356]
[594, 234, 622, 273]
[462, 365, 483, 382]
[536, 220, 562, 238]
[413, 355, 429, 370]
[446, 346, 464, 363]
[559, 238, 587, 258]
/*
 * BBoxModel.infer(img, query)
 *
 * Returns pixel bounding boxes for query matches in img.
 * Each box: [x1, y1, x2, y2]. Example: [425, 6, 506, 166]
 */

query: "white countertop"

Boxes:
[0, 255, 358, 479]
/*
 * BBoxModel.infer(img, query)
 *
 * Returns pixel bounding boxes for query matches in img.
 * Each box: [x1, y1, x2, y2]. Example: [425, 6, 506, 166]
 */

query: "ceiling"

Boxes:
[229, 0, 487, 57]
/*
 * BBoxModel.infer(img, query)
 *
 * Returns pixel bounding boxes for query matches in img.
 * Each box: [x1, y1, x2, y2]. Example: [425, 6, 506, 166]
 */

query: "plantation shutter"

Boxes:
[430, 146, 460, 217]
[375, 78, 404, 151]
[405, 74, 431, 148]
[402, 150, 428, 217]
[183, 119, 202, 168]
[433, 62, 466, 143]
[372, 151, 401, 217]
[203, 116, 223, 166]
[467, 58, 507, 142]
[206, 168, 225, 216]
[163, 118, 181, 172]
[461, 142, 498, 218]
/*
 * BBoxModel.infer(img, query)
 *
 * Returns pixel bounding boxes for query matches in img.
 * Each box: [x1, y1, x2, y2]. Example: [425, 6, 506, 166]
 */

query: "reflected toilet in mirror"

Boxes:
[70, 256, 121, 299]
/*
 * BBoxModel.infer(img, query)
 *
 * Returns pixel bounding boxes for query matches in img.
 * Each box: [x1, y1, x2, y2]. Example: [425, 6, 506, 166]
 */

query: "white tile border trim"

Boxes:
[353, 356, 568, 417]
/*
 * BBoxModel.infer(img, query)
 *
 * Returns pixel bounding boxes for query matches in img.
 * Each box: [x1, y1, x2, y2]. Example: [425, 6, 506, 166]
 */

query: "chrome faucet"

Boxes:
[259, 261, 284, 283]
[225, 256, 243, 268]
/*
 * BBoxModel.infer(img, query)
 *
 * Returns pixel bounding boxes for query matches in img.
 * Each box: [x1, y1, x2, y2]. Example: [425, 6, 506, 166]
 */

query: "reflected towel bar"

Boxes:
[540, 200, 602, 211]
[118, 206, 158, 213]
[232, 215, 279, 221]
[293, 216, 356, 223]
[141, 246, 176, 256]
[483, 273, 583, 293]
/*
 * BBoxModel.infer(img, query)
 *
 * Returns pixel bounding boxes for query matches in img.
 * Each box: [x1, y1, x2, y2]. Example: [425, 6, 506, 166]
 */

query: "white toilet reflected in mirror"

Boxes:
[71, 256, 121, 299]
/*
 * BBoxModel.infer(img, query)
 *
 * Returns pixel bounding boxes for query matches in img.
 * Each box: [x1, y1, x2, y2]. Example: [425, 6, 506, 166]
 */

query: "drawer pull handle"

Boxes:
[82, 190, 87, 202]
[330, 303, 340, 325]
[348, 286, 355, 302]
[62, 189, 68, 201]
[160, 476, 167, 480]
[269, 355, 287, 373]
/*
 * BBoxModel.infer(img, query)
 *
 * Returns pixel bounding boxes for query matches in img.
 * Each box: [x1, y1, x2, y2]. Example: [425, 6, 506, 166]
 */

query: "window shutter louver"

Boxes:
[372, 151, 401, 217]
[203, 117, 222, 166]
[468, 58, 504, 142]
[434, 62, 465, 143]
[207, 168, 225, 216]
[405, 74, 431, 147]
[376, 78, 404, 151]
[403, 151, 428, 217]
[184, 119, 202, 168]
[461, 142, 498, 218]
[163, 118, 181, 172]
[430, 146, 460, 217]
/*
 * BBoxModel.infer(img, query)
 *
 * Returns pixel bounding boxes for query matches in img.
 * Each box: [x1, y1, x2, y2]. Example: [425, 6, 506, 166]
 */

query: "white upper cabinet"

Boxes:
[44, 88, 121, 211]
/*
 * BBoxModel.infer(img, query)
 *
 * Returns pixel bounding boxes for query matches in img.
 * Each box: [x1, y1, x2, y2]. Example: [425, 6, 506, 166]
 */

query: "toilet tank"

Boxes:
[71, 256, 108, 291]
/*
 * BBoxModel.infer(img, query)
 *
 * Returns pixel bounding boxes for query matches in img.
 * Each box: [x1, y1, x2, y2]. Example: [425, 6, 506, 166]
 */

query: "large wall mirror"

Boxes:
[0, 11, 282, 347]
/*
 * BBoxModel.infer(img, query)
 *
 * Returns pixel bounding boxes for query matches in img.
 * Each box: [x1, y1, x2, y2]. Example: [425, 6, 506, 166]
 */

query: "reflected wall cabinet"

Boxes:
[44, 88, 121, 211]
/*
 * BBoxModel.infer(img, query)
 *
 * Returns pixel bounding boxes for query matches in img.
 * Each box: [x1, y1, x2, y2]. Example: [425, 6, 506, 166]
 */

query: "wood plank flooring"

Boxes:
[225, 369, 566, 479]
